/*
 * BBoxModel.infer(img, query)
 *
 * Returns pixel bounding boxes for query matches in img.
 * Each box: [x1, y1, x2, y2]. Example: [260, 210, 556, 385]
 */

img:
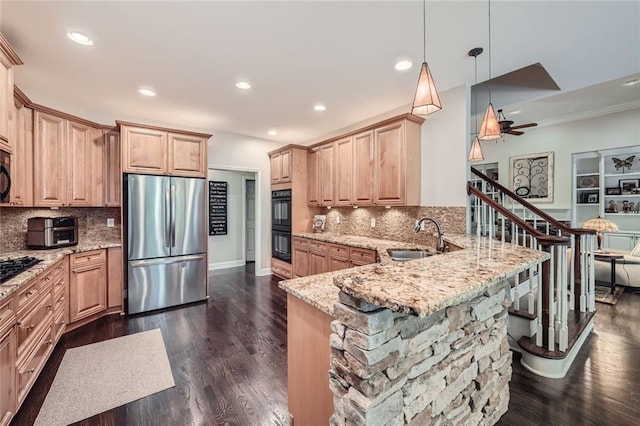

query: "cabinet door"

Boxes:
[270, 152, 282, 184]
[374, 121, 406, 205]
[334, 137, 353, 206]
[0, 61, 12, 153]
[33, 111, 66, 206]
[107, 247, 123, 310]
[319, 143, 335, 206]
[309, 252, 327, 275]
[121, 125, 167, 175]
[307, 150, 319, 206]
[353, 131, 374, 205]
[90, 127, 105, 206]
[66, 120, 93, 206]
[328, 256, 350, 272]
[280, 149, 291, 182]
[104, 130, 121, 207]
[168, 133, 207, 177]
[9, 107, 33, 206]
[0, 327, 16, 425]
[69, 253, 107, 323]
[293, 246, 309, 277]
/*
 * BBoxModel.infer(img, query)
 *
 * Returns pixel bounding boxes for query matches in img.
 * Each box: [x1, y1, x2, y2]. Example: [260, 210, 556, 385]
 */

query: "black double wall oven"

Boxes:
[272, 189, 292, 263]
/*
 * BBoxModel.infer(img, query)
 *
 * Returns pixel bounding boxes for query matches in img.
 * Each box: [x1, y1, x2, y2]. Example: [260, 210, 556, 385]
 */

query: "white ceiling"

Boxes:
[1, 1, 639, 144]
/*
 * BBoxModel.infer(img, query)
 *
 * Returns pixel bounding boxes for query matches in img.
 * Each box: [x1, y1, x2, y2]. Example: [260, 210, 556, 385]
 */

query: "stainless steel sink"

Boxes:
[387, 248, 436, 261]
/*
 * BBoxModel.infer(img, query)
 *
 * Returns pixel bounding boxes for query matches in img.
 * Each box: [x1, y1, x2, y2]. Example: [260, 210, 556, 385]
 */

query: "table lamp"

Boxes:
[582, 216, 618, 250]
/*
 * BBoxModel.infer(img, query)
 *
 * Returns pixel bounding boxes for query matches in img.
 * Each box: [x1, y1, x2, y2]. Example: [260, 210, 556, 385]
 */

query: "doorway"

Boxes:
[245, 179, 256, 263]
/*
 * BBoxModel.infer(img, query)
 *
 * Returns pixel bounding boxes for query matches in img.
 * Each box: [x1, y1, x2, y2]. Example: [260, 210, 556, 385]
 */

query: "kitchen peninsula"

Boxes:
[280, 233, 549, 426]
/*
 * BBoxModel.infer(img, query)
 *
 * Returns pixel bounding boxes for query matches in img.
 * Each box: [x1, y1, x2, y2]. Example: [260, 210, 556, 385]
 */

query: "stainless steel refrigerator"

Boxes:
[125, 174, 207, 314]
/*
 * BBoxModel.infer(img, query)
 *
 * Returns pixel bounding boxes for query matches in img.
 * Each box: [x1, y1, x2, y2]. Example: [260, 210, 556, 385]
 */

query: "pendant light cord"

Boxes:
[488, 0, 492, 104]
[423, 0, 426, 62]
[474, 56, 478, 134]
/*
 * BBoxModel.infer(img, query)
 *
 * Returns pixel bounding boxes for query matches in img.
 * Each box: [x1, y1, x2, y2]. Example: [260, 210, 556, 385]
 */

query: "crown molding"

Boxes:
[0, 34, 23, 66]
[536, 100, 640, 128]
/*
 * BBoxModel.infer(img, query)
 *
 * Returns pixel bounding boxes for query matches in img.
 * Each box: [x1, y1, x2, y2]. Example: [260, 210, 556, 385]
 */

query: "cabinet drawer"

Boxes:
[50, 259, 66, 280]
[16, 288, 53, 358]
[0, 297, 15, 335]
[328, 244, 350, 260]
[17, 325, 53, 405]
[272, 263, 293, 279]
[53, 272, 65, 300]
[308, 240, 327, 254]
[70, 249, 106, 267]
[349, 247, 377, 264]
[53, 292, 65, 318]
[292, 237, 309, 249]
[15, 278, 41, 314]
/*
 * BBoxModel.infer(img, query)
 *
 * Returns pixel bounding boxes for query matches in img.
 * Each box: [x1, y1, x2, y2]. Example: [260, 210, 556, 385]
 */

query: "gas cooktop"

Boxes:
[0, 256, 43, 284]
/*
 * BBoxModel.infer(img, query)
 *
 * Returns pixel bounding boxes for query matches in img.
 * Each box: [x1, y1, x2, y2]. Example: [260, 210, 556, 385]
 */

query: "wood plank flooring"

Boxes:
[11, 265, 640, 425]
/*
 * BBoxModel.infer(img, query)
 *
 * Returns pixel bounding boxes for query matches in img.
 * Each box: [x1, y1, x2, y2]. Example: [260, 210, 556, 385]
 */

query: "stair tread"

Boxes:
[517, 310, 595, 359]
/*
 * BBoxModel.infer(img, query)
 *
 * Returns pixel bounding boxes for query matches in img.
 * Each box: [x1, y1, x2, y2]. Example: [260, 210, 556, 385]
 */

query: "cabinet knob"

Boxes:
[16, 320, 22, 326]
[27, 324, 35, 330]
[46, 339, 53, 345]
[26, 369, 35, 374]
[44, 276, 51, 282]
[26, 291, 34, 297]
[47, 304, 53, 309]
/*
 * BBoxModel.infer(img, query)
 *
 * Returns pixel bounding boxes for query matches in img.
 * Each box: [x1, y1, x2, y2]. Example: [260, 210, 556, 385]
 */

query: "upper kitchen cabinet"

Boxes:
[6, 100, 33, 206]
[374, 117, 422, 206]
[33, 110, 108, 207]
[0, 34, 23, 153]
[308, 114, 423, 207]
[270, 148, 292, 184]
[119, 121, 210, 178]
[103, 130, 121, 206]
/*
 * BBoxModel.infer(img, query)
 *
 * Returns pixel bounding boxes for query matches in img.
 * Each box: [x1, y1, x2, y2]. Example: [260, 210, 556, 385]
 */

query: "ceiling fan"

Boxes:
[497, 109, 538, 136]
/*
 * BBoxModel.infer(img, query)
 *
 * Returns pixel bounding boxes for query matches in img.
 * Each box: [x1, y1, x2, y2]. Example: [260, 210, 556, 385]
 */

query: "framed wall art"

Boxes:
[620, 178, 640, 195]
[509, 151, 554, 203]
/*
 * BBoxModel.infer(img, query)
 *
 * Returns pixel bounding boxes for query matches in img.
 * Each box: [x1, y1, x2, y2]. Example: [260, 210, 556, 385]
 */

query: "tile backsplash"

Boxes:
[321, 206, 466, 247]
[0, 207, 121, 253]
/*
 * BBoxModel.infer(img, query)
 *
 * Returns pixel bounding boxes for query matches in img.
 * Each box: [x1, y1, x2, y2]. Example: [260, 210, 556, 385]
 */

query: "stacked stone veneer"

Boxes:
[328, 280, 512, 426]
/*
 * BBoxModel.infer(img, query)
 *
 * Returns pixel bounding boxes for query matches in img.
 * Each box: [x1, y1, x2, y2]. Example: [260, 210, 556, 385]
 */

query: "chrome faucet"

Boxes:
[414, 217, 447, 252]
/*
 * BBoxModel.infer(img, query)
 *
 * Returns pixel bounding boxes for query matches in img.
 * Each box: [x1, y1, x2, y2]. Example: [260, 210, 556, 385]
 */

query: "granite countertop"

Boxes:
[279, 234, 549, 318]
[0, 241, 122, 301]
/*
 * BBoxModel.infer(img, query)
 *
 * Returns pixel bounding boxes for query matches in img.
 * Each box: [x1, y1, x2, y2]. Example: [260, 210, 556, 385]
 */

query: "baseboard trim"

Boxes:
[256, 267, 272, 277]
[209, 260, 245, 271]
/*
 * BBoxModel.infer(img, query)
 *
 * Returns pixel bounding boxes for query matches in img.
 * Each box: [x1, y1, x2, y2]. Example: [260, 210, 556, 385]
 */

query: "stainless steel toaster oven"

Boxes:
[27, 216, 78, 249]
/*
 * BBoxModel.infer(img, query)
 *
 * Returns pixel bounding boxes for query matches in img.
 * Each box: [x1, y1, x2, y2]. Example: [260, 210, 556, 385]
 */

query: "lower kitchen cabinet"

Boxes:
[0, 319, 16, 426]
[292, 237, 378, 277]
[16, 325, 53, 406]
[69, 250, 107, 323]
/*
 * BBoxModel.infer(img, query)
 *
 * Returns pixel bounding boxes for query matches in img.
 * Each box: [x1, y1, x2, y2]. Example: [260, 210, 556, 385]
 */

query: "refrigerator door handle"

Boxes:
[130, 254, 206, 268]
[171, 184, 176, 247]
[165, 184, 171, 248]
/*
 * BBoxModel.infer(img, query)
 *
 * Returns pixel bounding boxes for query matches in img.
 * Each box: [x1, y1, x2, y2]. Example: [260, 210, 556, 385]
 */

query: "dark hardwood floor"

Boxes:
[11, 265, 640, 425]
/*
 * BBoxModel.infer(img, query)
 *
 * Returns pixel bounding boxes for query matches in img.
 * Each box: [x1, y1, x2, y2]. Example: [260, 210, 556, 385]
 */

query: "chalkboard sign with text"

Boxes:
[209, 181, 228, 235]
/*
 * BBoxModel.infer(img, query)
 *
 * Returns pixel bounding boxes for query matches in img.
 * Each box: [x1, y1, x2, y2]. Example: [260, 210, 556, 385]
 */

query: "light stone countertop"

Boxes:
[0, 241, 122, 301]
[279, 233, 550, 317]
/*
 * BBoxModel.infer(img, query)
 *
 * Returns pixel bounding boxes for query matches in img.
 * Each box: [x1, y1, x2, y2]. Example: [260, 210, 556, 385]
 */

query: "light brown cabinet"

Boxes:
[308, 114, 423, 207]
[334, 137, 353, 206]
[0, 296, 16, 426]
[107, 247, 123, 311]
[103, 130, 121, 207]
[374, 118, 422, 206]
[292, 237, 377, 277]
[0, 34, 22, 154]
[119, 122, 209, 178]
[69, 250, 107, 324]
[307, 150, 319, 206]
[0, 104, 33, 207]
[33, 111, 107, 207]
[270, 148, 292, 185]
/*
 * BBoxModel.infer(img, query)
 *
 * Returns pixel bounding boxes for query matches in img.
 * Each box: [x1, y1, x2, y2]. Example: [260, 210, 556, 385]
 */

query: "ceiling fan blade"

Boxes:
[506, 130, 525, 136]
[510, 123, 538, 130]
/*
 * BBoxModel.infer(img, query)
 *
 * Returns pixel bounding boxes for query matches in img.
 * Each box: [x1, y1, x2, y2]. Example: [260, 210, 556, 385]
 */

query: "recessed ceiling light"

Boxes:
[395, 60, 412, 71]
[623, 79, 639, 86]
[137, 88, 156, 97]
[510, 110, 521, 114]
[67, 32, 94, 46]
[267, 129, 278, 136]
[313, 104, 327, 112]
[235, 81, 251, 89]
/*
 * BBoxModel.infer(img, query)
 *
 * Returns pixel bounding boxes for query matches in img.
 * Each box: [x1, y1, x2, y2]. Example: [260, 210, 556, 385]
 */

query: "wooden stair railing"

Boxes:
[470, 167, 598, 314]
[467, 183, 572, 351]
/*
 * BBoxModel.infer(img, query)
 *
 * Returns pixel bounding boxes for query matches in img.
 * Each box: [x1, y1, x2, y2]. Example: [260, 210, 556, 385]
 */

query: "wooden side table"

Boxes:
[594, 252, 624, 294]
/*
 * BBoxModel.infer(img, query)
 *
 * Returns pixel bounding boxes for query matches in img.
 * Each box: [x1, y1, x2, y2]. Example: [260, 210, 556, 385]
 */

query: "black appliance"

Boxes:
[0, 256, 42, 284]
[0, 149, 10, 203]
[272, 189, 292, 263]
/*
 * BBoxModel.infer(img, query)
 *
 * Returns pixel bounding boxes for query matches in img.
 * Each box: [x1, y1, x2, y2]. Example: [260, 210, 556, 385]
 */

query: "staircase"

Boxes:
[468, 167, 597, 378]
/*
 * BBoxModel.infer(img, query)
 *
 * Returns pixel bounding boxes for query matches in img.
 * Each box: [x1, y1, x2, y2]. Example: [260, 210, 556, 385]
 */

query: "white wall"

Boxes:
[478, 107, 640, 210]
[207, 169, 255, 269]
[208, 131, 284, 276]
[421, 84, 469, 206]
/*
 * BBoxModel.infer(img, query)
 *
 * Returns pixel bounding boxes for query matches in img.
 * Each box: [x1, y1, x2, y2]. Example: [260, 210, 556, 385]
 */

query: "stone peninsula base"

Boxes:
[328, 281, 512, 426]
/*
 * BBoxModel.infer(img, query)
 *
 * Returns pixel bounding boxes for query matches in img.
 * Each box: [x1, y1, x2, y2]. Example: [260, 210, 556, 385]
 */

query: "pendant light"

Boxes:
[468, 47, 484, 161]
[478, 0, 501, 141]
[411, 0, 441, 115]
